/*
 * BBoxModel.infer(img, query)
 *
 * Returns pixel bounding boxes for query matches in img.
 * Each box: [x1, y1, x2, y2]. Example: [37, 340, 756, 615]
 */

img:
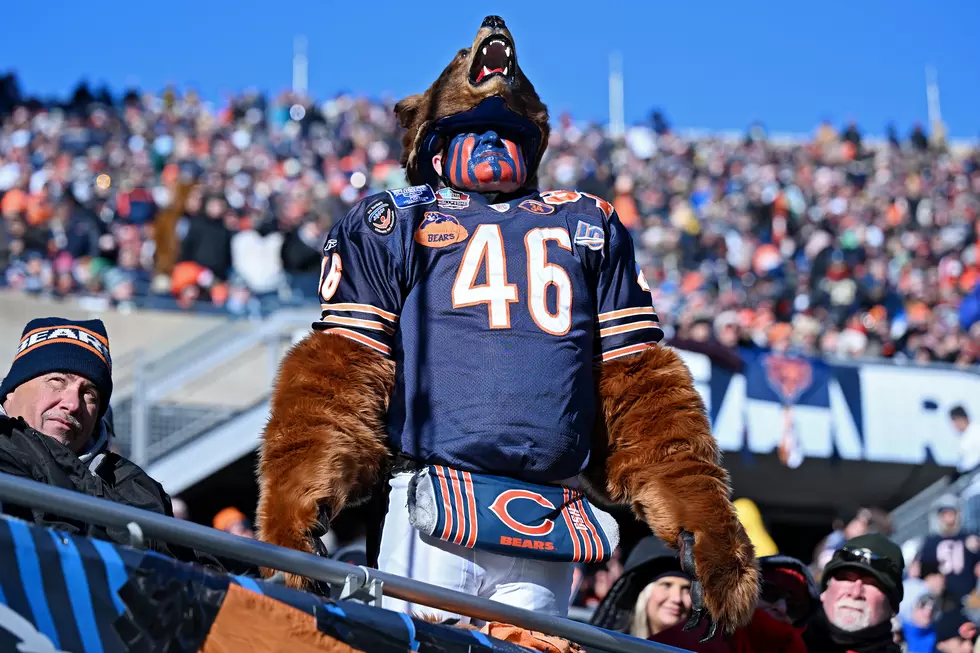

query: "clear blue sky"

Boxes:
[3, 1, 979, 138]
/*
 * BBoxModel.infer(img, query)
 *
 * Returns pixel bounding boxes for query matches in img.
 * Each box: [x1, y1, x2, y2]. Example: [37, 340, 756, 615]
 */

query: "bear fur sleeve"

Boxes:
[256, 331, 395, 588]
[590, 344, 759, 632]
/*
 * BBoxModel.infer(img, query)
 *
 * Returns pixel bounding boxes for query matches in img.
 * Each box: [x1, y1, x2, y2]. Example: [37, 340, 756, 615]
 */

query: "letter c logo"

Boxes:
[489, 490, 555, 537]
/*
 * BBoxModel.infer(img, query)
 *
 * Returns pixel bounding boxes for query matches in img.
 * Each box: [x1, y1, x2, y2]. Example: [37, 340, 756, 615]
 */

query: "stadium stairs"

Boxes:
[104, 307, 313, 494]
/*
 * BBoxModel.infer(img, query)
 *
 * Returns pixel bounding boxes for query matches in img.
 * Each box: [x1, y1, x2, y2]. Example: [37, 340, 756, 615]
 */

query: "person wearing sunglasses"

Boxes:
[804, 533, 906, 653]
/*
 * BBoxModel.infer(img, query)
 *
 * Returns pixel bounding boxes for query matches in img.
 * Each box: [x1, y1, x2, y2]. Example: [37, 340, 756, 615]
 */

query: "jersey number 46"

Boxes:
[452, 225, 573, 336]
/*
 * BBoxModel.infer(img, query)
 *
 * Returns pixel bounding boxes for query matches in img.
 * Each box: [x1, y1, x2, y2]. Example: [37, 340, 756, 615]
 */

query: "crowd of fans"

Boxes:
[565, 493, 980, 652]
[2, 75, 980, 365]
[6, 73, 980, 651]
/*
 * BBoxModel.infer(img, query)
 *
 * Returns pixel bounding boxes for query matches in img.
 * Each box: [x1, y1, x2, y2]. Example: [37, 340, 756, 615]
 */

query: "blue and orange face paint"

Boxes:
[443, 130, 526, 192]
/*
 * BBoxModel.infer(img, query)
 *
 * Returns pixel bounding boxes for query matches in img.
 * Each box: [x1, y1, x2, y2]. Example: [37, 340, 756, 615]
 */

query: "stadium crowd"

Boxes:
[2, 76, 980, 366]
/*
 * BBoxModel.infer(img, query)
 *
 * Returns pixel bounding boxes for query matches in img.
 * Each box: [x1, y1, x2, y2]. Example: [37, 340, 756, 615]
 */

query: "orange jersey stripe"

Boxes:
[321, 303, 398, 322]
[449, 468, 467, 546]
[561, 488, 583, 562]
[575, 495, 594, 564]
[598, 320, 661, 338]
[435, 466, 455, 541]
[577, 497, 605, 562]
[600, 342, 656, 362]
[319, 315, 395, 335]
[323, 328, 391, 356]
[598, 306, 656, 323]
[462, 472, 479, 549]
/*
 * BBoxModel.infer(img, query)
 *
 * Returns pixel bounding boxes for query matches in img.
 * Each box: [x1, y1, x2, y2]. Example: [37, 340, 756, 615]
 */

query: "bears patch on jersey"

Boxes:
[414, 211, 469, 249]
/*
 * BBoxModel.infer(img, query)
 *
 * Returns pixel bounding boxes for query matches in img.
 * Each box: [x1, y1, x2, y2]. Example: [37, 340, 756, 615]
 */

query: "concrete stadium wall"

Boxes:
[0, 291, 229, 373]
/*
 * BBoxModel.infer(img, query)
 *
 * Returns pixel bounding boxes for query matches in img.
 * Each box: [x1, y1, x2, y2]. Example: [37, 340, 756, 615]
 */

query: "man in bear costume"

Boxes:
[257, 15, 758, 639]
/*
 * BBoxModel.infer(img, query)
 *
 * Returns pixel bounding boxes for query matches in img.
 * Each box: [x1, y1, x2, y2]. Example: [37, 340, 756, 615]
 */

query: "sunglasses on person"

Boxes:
[831, 546, 900, 578]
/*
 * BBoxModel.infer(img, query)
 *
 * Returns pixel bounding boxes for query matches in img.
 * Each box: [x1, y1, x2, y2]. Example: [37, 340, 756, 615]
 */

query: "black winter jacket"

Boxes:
[0, 415, 222, 570]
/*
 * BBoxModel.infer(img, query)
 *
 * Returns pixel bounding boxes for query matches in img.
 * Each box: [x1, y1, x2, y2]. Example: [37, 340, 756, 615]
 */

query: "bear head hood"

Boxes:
[393, 15, 550, 190]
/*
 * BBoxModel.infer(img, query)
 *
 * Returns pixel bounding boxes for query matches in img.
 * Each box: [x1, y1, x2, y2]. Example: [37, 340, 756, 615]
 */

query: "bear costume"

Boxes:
[257, 15, 758, 639]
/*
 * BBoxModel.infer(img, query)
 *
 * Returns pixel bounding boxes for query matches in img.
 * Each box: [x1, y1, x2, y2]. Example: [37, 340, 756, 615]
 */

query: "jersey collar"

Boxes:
[442, 185, 538, 210]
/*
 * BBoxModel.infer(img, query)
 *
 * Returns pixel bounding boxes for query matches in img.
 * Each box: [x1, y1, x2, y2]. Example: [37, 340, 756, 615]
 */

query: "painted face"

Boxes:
[437, 129, 526, 193]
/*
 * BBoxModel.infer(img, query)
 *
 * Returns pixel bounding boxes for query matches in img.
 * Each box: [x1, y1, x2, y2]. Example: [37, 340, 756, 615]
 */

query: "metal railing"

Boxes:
[0, 473, 684, 653]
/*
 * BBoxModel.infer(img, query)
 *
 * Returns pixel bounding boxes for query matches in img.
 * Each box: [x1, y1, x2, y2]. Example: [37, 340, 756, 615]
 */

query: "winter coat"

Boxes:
[179, 213, 233, 280]
[651, 608, 808, 653]
[0, 414, 222, 570]
[802, 609, 901, 653]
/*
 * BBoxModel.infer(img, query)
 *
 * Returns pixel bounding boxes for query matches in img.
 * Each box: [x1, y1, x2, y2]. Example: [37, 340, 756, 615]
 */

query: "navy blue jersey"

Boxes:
[314, 184, 663, 482]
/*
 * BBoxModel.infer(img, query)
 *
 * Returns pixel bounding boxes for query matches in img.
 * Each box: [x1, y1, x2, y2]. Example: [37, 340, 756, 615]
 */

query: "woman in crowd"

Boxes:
[589, 536, 692, 638]
[593, 538, 820, 653]
[630, 565, 693, 638]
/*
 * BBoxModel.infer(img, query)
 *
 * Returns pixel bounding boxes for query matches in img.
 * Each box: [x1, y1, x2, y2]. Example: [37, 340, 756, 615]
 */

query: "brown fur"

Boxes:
[256, 331, 395, 589]
[588, 345, 759, 632]
[393, 21, 550, 188]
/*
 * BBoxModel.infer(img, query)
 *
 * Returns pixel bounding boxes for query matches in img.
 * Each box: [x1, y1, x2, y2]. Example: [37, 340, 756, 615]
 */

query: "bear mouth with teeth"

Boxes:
[470, 34, 514, 85]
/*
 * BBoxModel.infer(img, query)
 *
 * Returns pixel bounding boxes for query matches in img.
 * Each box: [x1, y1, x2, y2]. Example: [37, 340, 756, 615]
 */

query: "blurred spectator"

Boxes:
[171, 497, 190, 520]
[804, 534, 905, 652]
[213, 506, 255, 539]
[931, 609, 978, 652]
[178, 194, 233, 280]
[816, 507, 895, 573]
[910, 495, 980, 609]
[758, 555, 820, 628]
[949, 406, 980, 475]
[899, 583, 938, 653]
[959, 475, 980, 539]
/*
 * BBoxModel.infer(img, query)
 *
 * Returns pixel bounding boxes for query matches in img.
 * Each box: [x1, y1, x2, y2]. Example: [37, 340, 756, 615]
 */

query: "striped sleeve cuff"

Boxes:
[596, 306, 663, 361]
[315, 302, 397, 357]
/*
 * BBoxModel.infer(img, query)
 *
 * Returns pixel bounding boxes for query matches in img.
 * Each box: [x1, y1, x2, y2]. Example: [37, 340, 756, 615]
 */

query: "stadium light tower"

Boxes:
[926, 65, 947, 146]
[609, 52, 625, 139]
[294, 35, 309, 96]
[926, 66, 942, 129]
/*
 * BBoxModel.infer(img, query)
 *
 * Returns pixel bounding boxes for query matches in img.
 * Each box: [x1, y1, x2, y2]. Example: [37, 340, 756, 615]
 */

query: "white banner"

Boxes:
[676, 349, 980, 466]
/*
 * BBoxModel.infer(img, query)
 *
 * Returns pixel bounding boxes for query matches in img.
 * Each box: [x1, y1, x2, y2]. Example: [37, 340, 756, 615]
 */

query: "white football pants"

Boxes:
[377, 472, 575, 625]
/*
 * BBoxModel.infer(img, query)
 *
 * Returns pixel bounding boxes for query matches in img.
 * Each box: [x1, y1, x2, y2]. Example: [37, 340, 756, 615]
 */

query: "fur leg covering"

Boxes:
[256, 331, 395, 588]
[592, 344, 758, 633]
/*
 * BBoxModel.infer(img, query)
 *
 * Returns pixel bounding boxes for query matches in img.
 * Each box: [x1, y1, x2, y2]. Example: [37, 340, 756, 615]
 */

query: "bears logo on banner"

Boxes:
[762, 354, 814, 405]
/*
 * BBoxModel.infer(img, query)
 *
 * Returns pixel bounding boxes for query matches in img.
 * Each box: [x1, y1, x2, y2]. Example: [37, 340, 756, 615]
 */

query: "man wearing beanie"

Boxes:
[0, 317, 219, 568]
[804, 533, 906, 652]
